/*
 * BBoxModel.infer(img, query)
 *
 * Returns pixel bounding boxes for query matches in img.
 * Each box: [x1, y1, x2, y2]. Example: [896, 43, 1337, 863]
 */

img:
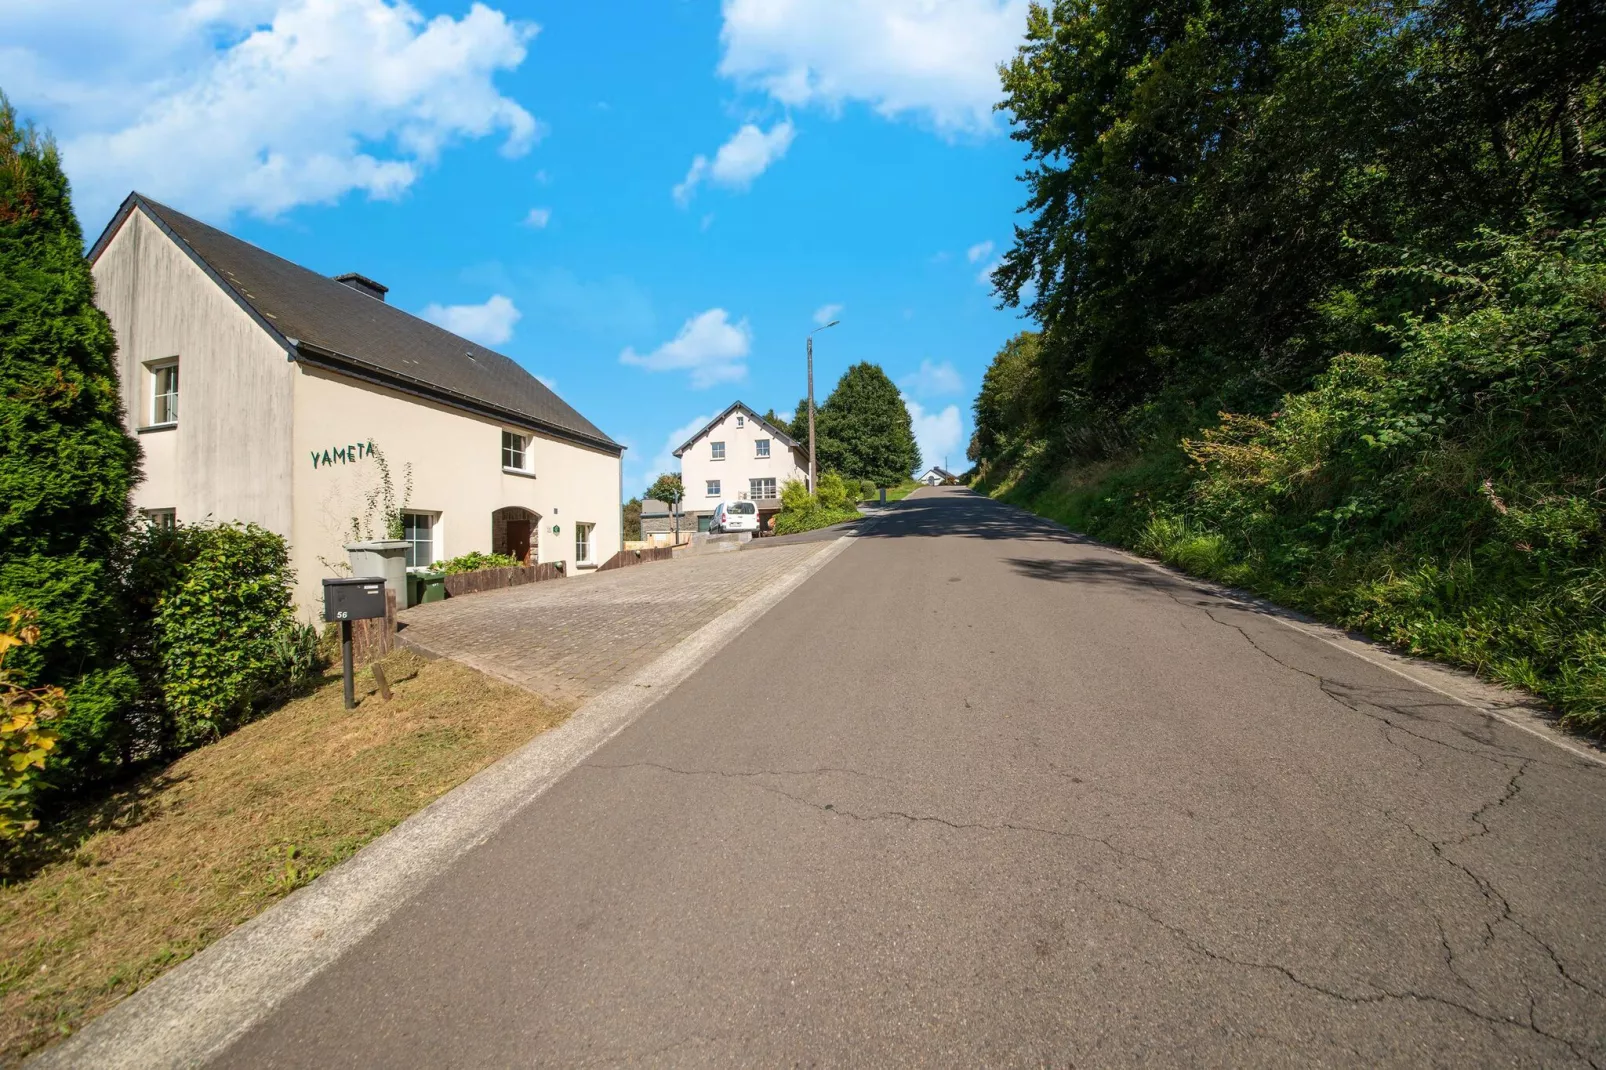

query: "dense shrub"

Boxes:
[0, 96, 142, 785]
[774, 474, 863, 535]
[433, 551, 521, 575]
[127, 522, 321, 750]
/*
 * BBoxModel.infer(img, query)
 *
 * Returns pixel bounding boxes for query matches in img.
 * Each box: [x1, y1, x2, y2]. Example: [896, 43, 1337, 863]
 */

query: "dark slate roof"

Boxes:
[89, 193, 620, 454]
[672, 401, 801, 458]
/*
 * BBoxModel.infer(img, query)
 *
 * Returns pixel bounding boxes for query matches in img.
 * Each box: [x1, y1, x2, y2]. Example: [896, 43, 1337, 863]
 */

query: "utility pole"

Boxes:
[807, 319, 839, 492]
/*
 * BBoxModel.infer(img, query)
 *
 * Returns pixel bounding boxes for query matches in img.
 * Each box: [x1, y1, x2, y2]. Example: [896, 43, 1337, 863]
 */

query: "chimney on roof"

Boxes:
[334, 273, 388, 302]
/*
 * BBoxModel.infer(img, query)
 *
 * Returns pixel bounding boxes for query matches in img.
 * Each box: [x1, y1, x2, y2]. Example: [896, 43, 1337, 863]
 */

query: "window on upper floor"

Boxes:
[150, 360, 179, 426]
[706, 479, 721, 497]
[736, 415, 745, 427]
[754, 438, 770, 458]
[502, 430, 531, 472]
[710, 441, 725, 461]
[141, 508, 176, 530]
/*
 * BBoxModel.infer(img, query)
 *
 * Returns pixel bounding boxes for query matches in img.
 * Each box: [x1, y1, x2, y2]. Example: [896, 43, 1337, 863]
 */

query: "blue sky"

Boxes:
[4, 0, 1034, 495]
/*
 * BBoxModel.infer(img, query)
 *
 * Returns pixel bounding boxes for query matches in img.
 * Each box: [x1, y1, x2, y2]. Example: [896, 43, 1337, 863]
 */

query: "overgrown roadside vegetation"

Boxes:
[774, 472, 863, 535]
[0, 651, 573, 1064]
[972, 0, 1605, 733]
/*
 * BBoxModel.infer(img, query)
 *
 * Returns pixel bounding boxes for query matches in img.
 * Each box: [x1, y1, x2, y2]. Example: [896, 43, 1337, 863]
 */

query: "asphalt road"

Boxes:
[220, 487, 1606, 1067]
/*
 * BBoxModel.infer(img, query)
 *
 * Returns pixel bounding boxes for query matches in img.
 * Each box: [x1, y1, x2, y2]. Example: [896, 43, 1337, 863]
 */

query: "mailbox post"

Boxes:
[323, 577, 389, 709]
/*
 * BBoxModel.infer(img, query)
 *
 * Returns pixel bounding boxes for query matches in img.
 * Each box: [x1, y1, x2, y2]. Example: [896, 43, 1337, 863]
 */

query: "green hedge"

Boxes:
[432, 550, 521, 575]
[124, 522, 322, 754]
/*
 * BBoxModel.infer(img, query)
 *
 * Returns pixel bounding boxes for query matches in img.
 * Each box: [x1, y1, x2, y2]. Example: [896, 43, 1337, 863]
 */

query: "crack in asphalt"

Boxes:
[583, 761, 1158, 865]
[1086, 881, 1602, 1068]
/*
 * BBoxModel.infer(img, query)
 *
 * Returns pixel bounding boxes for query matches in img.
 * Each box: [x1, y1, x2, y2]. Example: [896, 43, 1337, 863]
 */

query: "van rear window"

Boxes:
[732, 502, 756, 514]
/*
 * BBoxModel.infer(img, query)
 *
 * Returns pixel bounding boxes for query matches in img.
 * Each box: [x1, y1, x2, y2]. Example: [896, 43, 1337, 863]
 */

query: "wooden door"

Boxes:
[506, 518, 532, 564]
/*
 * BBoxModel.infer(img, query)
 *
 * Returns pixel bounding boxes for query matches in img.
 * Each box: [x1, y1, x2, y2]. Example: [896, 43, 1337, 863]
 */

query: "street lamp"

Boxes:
[807, 319, 839, 492]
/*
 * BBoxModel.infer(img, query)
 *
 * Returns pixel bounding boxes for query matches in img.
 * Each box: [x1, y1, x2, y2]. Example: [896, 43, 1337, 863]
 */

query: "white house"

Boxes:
[90, 193, 625, 618]
[917, 466, 959, 486]
[670, 402, 808, 534]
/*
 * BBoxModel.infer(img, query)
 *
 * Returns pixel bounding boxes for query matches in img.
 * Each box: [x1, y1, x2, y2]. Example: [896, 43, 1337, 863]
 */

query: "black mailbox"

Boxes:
[323, 576, 388, 622]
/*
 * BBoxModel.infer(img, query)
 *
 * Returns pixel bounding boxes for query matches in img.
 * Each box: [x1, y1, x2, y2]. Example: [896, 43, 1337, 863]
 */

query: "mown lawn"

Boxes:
[0, 651, 572, 1065]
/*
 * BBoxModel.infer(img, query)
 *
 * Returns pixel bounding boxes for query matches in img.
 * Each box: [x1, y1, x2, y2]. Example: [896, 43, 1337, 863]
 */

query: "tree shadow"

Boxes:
[2, 766, 191, 882]
[852, 488, 1091, 544]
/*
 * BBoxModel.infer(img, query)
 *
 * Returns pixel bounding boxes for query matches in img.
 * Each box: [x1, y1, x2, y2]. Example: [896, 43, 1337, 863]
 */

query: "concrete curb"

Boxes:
[30, 534, 860, 1069]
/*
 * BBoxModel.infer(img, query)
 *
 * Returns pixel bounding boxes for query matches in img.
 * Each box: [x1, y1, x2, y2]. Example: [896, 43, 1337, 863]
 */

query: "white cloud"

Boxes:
[977, 257, 1003, 286]
[901, 359, 963, 397]
[966, 240, 994, 263]
[523, 206, 551, 228]
[535, 374, 557, 391]
[813, 302, 843, 327]
[2, 0, 540, 224]
[719, 0, 1029, 136]
[674, 120, 795, 205]
[620, 308, 752, 388]
[630, 413, 714, 494]
[903, 396, 964, 473]
[420, 293, 521, 346]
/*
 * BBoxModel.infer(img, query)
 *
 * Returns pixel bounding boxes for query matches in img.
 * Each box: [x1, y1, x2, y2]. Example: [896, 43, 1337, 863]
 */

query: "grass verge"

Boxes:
[0, 651, 573, 1064]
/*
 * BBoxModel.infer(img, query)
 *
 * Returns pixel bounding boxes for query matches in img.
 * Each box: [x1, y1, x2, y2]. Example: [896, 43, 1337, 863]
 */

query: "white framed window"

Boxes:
[149, 360, 179, 425]
[706, 479, 721, 497]
[501, 430, 531, 472]
[754, 438, 770, 458]
[574, 522, 595, 565]
[141, 508, 176, 529]
[402, 511, 437, 568]
[710, 441, 725, 461]
[750, 477, 777, 500]
[736, 415, 745, 427]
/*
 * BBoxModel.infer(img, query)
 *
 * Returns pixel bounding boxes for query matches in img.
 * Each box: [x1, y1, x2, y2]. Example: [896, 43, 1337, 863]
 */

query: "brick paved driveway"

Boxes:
[396, 541, 839, 703]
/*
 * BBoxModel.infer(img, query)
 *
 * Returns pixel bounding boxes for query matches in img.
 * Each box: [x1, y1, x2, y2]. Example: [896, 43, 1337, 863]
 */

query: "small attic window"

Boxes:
[736, 415, 745, 427]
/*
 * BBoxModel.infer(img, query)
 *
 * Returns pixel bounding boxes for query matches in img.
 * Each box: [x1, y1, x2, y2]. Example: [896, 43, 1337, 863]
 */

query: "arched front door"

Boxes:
[492, 507, 541, 565]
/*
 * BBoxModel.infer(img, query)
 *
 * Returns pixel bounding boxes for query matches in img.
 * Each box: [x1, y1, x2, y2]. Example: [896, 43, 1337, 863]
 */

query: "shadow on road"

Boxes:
[851, 488, 1089, 545]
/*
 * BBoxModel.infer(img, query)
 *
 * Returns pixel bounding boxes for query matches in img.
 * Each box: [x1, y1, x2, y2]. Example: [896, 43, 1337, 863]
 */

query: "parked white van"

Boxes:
[709, 500, 759, 534]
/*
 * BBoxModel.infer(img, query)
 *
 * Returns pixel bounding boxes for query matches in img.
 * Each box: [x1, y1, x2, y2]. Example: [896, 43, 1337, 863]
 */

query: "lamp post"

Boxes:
[807, 319, 839, 492]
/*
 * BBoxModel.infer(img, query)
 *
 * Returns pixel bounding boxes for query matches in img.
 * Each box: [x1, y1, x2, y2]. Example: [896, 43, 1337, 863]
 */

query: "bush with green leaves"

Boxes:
[433, 551, 521, 575]
[131, 522, 319, 749]
[774, 474, 862, 536]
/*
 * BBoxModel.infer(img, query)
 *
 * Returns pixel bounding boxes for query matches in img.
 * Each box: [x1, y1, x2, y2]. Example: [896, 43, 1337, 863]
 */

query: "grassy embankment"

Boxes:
[0, 652, 572, 1064]
[976, 228, 1605, 735]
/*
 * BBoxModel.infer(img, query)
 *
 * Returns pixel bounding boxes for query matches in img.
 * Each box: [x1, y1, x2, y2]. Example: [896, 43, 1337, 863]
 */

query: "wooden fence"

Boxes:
[350, 589, 397, 668]
[598, 546, 675, 572]
[441, 561, 566, 597]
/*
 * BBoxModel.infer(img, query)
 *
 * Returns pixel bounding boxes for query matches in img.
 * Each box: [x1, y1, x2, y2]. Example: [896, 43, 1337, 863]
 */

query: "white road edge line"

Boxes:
[30, 535, 860, 1070]
[984, 491, 1606, 770]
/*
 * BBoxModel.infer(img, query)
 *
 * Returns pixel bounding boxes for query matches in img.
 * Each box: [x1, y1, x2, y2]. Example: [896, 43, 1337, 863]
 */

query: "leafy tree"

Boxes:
[0, 95, 141, 783]
[622, 497, 642, 541]
[816, 363, 920, 486]
[644, 473, 684, 539]
[786, 397, 811, 444]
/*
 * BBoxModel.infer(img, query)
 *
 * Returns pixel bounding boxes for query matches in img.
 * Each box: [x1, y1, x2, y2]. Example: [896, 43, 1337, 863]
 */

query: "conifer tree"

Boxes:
[0, 94, 141, 780]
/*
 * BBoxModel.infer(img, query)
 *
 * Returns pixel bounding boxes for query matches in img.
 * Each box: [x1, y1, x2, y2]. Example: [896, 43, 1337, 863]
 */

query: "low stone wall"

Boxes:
[442, 562, 565, 598]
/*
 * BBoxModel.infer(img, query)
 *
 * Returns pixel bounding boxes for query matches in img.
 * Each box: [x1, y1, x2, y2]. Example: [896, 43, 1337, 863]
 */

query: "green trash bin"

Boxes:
[404, 572, 422, 608]
[418, 570, 448, 604]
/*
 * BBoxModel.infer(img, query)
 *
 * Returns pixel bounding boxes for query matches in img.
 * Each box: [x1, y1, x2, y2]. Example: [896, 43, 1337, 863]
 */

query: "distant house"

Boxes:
[674, 402, 808, 533]
[89, 192, 625, 617]
[917, 467, 959, 486]
[637, 499, 688, 547]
